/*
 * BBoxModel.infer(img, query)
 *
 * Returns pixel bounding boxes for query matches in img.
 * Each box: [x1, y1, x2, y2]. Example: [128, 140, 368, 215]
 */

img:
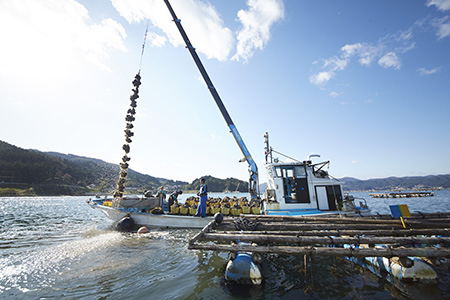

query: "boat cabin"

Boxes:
[263, 159, 344, 215]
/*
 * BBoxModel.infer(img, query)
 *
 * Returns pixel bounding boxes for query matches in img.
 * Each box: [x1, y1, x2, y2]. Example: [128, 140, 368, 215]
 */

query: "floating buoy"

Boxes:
[115, 216, 135, 232]
[224, 251, 262, 285]
[137, 226, 148, 234]
[214, 212, 223, 224]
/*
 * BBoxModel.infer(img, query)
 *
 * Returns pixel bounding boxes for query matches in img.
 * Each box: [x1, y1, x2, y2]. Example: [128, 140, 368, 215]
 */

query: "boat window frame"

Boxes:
[274, 166, 282, 178]
[294, 165, 306, 178]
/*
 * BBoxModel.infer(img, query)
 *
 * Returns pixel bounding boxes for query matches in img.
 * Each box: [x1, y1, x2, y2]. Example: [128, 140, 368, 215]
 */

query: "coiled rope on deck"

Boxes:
[234, 217, 258, 231]
[113, 24, 148, 200]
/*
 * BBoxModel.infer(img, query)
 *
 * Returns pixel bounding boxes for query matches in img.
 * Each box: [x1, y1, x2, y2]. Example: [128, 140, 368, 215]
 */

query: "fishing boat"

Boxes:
[88, 196, 213, 229]
[88, 0, 446, 286]
[88, 0, 367, 228]
[261, 132, 370, 217]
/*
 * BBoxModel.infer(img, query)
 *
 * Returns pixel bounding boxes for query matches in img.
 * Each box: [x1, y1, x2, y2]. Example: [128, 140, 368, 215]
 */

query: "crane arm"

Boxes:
[163, 0, 258, 199]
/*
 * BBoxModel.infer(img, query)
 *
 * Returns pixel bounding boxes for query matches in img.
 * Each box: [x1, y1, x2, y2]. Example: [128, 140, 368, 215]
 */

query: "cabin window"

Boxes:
[283, 168, 294, 179]
[294, 166, 306, 178]
[274, 167, 282, 178]
[280, 165, 310, 204]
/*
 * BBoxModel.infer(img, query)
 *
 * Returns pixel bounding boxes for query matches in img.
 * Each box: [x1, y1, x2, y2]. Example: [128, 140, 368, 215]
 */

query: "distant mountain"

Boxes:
[340, 175, 450, 191]
[0, 140, 187, 196]
[0, 140, 249, 196]
[2, 140, 448, 196]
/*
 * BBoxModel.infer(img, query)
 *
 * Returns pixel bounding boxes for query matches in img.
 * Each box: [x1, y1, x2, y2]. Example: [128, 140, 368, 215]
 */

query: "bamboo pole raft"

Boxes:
[188, 212, 450, 258]
[370, 192, 434, 198]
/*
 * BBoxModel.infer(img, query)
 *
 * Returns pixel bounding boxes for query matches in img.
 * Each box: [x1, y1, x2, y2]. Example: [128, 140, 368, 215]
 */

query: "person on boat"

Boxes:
[195, 178, 207, 217]
[156, 186, 166, 207]
[168, 190, 183, 208]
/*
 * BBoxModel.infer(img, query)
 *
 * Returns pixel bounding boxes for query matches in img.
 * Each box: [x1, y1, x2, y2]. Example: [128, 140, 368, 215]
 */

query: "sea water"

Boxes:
[1, 191, 449, 299]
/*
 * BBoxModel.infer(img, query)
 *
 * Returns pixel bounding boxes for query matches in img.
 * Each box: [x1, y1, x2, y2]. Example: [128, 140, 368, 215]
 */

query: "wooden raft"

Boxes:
[370, 192, 434, 198]
[188, 212, 450, 258]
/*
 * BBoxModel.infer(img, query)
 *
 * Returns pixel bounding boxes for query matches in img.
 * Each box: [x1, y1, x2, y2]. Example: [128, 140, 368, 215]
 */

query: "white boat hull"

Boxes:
[89, 202, 213, 229]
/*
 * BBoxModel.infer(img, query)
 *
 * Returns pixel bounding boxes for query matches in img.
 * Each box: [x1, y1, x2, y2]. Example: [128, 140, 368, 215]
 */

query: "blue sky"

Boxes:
[1, 0, 449, 185]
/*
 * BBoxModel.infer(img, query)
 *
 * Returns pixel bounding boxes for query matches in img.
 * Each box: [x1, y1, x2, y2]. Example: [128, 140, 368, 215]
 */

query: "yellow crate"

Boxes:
[103, 201, 112, 207]
[189, 207, 197, 215]
[170, 206, 180, 214]
[210, 207, 220, 215]
[221, 207, 230, 215]
[231, 208, 241, 216]
[242, 206, 251, 214]
[179, 207, 188, 215]
[251, 207, 261, 214]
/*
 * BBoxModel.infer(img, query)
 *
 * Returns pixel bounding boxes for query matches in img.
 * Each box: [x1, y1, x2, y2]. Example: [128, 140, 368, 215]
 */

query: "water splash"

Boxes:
[0, 231, 124, 293]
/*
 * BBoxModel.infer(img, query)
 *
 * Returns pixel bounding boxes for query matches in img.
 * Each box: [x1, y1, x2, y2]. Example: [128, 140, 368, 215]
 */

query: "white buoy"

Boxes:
[137, 226, 148, 234]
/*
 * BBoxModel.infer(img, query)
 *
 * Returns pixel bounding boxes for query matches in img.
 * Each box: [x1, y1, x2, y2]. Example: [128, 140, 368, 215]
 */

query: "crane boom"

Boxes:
[163, 0, 258, 199]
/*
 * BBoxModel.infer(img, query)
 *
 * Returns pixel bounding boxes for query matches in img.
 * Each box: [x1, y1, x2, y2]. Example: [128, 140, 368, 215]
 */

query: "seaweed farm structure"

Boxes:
[189, 212, 450, 282]
[370, 192, 435, 198]
[189, 212, 450, 257]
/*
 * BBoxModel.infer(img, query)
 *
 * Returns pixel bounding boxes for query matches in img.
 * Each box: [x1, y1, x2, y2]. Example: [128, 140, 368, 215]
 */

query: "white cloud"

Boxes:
[329, 91, 342, 98]
[232, 0, 285, 62]
[341, 43, 383, 66]
[112, 0, 234, 61]
[426, 1, 450, 39]
[418, 66, 441, 75]
[309, 71, 334, 86]
[309, 28, 416, 87]
[147, 32, 167, 47]
[111, 0, 284, 62]
[426, 0, 450, 11]
[308, 55, 351, 85]
[378, 52, 401, 69]
[431, 16, 450, 39]
[323, 56, 350, 70]
[0, 0, 127, 76]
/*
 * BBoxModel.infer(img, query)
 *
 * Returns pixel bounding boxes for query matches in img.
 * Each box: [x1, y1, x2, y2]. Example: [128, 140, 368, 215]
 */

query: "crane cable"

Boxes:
[113, 23, 149, 200]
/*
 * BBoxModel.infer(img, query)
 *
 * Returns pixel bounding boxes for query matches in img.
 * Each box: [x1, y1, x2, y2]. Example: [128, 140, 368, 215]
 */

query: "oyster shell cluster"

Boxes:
[113, 73, 141, 198]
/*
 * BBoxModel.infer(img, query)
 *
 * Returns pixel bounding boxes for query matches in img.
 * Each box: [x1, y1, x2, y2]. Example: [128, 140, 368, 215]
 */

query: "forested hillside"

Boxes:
[184, 175, 247, 193]
[0, 141, 247, 196]
[0, 141, 186, 195]
[1, 140, 448, 196]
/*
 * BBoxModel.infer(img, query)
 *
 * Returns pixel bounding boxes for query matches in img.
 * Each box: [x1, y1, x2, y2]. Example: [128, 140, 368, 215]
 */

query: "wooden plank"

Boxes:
[188, 243, 450, 258]
[189, 220, 215, 244]
[217, 219, 446, 231]
[217, 228, 450, 237]
[219, 222, 405, 231]
[199, 233, 450, 246]
[239, 214, 449, 226]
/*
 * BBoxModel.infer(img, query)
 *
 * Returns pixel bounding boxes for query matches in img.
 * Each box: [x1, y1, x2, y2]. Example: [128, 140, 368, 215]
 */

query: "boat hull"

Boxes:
[89, 202, 213, 229]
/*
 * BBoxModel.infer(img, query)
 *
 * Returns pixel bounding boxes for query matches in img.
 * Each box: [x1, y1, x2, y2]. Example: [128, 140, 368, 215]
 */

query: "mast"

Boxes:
[163, 0, 259, 199]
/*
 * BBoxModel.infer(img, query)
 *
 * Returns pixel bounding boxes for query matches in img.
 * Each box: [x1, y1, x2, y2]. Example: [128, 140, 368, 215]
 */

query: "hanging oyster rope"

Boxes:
[113, 73, 141, 199]
[112, 23, 148, 202]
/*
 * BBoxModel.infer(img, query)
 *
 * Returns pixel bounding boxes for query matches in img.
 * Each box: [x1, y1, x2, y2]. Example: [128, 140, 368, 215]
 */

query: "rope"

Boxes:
[234, 217, 258, 231]
[139, 21, 149, 72]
